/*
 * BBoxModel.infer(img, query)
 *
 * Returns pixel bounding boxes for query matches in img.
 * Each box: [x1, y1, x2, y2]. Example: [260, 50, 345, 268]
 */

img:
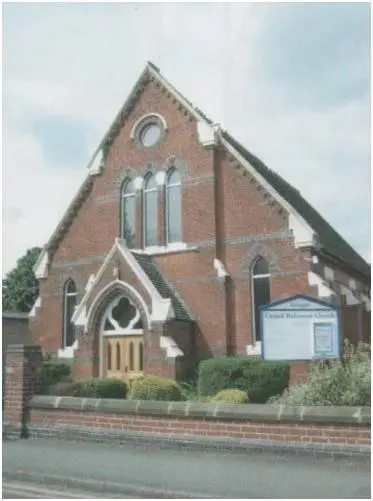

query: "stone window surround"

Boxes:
[241, 244, 276, 356]
[249, 257, 271, 354]
[58, 279, 78, 359]
[130, 113, 168, 151]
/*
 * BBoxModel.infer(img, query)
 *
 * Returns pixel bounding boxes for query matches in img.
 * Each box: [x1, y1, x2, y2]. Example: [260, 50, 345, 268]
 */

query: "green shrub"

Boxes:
[47, 381, 78, 396]
[179, 381, 198, 401]
[197, 357, 244, 397]
[72, 378, 128, 399]
[129, 375, 183, 401]
[273, 341, 371, 406]
[41, 361, 71, 386]
[244, 361, 291, 404]
[197, 357, 290, 403]
[212, 389, 249, 404]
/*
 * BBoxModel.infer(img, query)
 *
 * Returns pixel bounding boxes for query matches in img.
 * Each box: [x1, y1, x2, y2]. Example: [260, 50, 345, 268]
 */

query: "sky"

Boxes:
[2, 2, 371, 276]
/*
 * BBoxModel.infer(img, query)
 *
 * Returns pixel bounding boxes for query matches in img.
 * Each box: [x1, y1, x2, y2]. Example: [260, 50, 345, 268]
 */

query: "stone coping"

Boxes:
[6, 344, 39, 352]
[30, 396, 371, 425]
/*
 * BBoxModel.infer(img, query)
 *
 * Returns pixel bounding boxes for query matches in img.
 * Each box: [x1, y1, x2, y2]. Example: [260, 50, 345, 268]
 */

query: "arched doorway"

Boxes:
[101, 295, 144, 384]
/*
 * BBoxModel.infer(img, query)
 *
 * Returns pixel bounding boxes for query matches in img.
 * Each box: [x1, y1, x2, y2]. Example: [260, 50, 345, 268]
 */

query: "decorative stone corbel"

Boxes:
[34, 250, 49, 279]
[214, 258, 229, 278]
[197, 121, 218, 147]
[89, 149, 104, 175]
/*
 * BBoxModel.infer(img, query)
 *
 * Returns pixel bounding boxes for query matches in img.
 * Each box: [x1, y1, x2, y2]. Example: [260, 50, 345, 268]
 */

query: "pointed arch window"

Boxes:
[251, 257, 270, 343]
[121, 179, 136, 248]
[63, 279, 77, 349]
[143, 174, 158, 247]
[166, 169, 182, 244]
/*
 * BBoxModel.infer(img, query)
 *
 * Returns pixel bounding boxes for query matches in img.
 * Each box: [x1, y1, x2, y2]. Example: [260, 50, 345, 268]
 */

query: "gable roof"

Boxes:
[219, 131, 370, 278]
[39, 62, 212, 263]
[131, 252, 194, 321]
[38, 62, 369, 280]
[90, 61, 210, 163]
[72, 239, 174, 327]
[71, 239, 193, 328]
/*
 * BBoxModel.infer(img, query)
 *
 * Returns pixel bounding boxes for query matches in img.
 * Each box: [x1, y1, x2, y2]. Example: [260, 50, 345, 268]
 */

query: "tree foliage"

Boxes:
[2, 247, 42, 312]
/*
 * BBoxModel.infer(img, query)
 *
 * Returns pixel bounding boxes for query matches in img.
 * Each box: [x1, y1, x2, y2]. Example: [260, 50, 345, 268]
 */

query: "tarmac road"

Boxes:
[2, 438, 371, 499]
[2, 481, 137, 499]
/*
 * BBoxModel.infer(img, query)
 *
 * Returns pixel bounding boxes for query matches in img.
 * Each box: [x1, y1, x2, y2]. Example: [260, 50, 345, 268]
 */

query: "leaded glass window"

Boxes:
[143, 174, 158, 247]
[251, 258, 270, 343]
[63, 279, 77, 348]
[166, 169, 182, 243]
[121, 179, 136, 248]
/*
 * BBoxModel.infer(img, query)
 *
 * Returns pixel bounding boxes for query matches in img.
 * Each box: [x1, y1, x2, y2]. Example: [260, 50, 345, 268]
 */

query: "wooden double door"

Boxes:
[103, 335, 144, 384]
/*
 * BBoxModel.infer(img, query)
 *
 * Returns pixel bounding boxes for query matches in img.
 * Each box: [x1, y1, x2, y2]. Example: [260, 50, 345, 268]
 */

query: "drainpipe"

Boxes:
[214, 259, 233, 356]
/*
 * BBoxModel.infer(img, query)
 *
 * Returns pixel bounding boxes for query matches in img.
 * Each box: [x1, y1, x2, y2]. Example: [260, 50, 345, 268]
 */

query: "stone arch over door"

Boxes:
[86, 280, 150, 381]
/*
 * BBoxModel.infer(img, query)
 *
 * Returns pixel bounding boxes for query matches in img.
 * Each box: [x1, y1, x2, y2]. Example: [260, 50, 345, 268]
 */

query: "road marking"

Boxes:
[2, 482, 95, 498]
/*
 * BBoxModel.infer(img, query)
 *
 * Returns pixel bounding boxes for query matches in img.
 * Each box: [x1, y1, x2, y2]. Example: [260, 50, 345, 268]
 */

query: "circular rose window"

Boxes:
[140, 123, 162, 147]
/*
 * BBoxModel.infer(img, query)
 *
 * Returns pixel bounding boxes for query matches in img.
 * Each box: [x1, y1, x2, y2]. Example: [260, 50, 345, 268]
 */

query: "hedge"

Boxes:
[72, 378, 128, 399]
[197, 357, 290, 403]
[129, 375, 183, 401]
[37, 361, 71, 393]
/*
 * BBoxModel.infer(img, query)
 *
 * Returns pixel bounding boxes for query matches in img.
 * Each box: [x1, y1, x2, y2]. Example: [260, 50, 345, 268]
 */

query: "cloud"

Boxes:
[24, 114, 93, 167]
[251, 3, 371, 108]
[3, 125, 86, 273]
[2, 3, 371, 274]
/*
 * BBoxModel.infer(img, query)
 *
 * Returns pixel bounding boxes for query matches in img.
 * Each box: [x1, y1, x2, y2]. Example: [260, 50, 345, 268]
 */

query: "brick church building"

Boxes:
[29, 62, 370, 382]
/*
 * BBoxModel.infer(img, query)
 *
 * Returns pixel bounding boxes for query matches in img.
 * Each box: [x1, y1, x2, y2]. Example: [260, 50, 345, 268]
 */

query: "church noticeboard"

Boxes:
[260, 295, 341, 361]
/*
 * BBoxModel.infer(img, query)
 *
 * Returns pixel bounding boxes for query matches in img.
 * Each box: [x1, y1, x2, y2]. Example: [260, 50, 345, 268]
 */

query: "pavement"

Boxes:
[2, 438, 371, 499]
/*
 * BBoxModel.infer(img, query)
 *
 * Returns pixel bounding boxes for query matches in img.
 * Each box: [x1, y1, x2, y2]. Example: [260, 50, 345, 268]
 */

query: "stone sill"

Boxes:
[132, 243, 199, 256]
[30, 396, 371, 426]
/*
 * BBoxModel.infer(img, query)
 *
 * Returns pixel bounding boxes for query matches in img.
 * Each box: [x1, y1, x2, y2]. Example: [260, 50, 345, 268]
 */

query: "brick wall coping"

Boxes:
[30, 396, 371, 426]
[6, 344, 39, 353]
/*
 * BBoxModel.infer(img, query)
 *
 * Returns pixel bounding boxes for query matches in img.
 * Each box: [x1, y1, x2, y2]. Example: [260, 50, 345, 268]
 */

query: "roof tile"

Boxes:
[131, 252, 194, 321]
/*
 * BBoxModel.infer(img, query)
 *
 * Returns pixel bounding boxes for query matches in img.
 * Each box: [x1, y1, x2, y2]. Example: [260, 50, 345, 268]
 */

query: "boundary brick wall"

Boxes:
[3, 344, 370, 458]
[28, 396, 371, 454]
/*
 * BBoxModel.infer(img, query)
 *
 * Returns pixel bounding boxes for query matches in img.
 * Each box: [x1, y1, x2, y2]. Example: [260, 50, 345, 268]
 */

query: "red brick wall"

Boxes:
[290, 362, 311, 385]
[29, 73, 367, 378]
[216, 148, 288, 241]
[29, 407, 370, 447]
[51, 80, 215, 265]
[30, 261, 100, 353]
[3, 345, 43, 437]
[341, 303, 371, 346]
[215, 146, 314, 352]
[313, 256, 370, 298]
[31, 78, 218, 359]
[4, 343, 370, 451]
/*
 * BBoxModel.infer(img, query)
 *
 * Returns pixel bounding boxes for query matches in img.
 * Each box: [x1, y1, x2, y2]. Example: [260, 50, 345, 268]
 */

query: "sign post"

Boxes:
[260, 295, 341, 361]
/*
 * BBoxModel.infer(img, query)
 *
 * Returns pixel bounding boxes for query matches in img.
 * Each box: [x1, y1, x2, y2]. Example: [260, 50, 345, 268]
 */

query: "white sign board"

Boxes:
[260, 295, 341, 361]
